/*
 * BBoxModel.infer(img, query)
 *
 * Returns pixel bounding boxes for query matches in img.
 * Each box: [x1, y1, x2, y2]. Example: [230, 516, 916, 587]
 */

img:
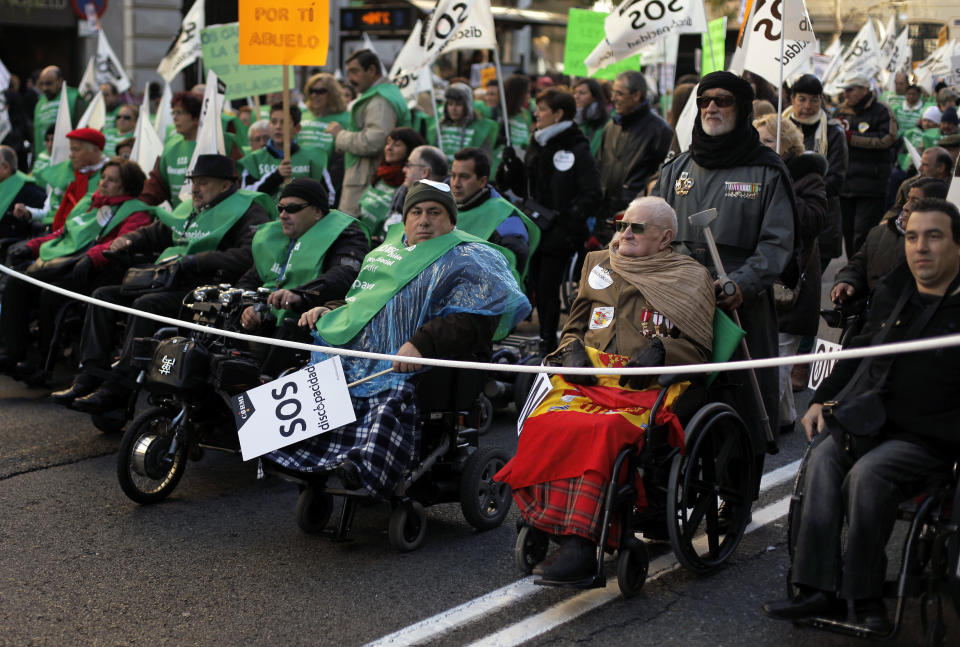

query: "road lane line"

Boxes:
[466, 496, 793, 647]
[364, 467, 799, 647]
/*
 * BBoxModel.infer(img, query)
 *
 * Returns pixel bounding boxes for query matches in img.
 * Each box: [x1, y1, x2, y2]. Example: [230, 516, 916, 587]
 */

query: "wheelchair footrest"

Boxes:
[534, 573, 606, 590]
[795, 615, 894, 640]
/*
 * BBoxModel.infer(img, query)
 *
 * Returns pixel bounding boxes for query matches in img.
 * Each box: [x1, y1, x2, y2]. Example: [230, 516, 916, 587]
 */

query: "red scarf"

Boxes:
[52, 166, 98, 231]
[90, 192, 133, 209]
[375, 161, 405, 187]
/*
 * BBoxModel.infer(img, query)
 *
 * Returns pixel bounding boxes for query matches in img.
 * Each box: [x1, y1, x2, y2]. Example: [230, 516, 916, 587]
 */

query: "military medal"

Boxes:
[652, 311, 664, 336]
[640, 308, 652, 337]
[675, 171, 694, 196]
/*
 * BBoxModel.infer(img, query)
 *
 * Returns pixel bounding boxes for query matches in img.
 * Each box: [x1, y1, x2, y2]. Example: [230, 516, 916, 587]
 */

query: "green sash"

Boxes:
[154, 189, 276, 262]
[508, 110, 532, 148]
[922, 127, 941, 150]
[455, 195, 540, 280]
[252, 210, 355, 321]
[357, 180, 397, 235]
[345, 82, 411, 168]
[237, 145, 330, 199]
[32, 152, 51, 174]
[159, 135, 197, 207]
[35, 161, 101, 227]
[299, 110, 349, 155]
[436, 118, 497, 160]
[316, 229, 481, 345]
[34, 86, 78, 153]
[899, 127, 925, 170]
[0, 171, 35, 218]
[39, 197, 151, 261]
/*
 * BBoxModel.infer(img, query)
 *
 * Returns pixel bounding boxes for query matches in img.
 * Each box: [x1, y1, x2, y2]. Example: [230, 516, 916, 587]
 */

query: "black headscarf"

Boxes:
[690, 71, 782, 171]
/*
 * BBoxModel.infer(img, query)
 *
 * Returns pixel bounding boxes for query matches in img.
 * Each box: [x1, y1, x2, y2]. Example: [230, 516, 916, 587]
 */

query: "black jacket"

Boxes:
[833, 216, 906, 297]
[790, 115, 848, 197]
[834, 92, 898, 198]
[524, 122, 602, 254]
[597, 103, 673, 216]
[0, 180, 45, 238]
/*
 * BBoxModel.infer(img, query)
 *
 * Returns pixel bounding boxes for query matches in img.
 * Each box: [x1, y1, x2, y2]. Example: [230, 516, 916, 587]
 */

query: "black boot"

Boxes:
[763, 586, 846, 620]
[51, 372, 101, 406]
[853, 598, 890, 633]
[533, 535, 597, 582]
[71, 382, 130, 413]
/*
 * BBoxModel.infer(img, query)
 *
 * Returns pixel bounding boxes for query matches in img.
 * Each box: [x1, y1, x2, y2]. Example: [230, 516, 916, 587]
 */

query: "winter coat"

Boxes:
[834, 92, 898, 198]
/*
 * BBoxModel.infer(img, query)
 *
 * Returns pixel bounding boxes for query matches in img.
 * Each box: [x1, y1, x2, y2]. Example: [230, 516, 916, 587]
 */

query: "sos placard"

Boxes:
[233, 356, 356, 461]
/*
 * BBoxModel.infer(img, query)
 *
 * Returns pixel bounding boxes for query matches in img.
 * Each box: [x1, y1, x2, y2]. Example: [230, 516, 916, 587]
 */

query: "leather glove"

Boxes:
[7, 241, 33, 267]
[71, 255, 94, 284]
[618, 338, 666, 390]
[561, 339, 597, 386]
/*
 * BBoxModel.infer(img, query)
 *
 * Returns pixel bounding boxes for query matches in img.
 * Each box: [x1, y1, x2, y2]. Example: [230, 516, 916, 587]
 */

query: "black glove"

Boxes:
[177, 255, 199, 279]
[7, 242, 33, 267]
[618, 338, 666, 390]
[71, 255, 94, 284]
[561, 339, 597, 386]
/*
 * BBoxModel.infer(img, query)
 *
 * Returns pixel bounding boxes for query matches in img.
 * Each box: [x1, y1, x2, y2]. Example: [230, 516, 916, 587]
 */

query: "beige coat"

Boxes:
[558, 251, 709, 366]
[335, 79, 401, 216]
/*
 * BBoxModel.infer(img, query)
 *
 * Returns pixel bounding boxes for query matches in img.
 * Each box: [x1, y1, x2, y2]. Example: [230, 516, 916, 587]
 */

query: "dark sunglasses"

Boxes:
[615, 221, 660, 235]
[696, 95, 737, 109]
[277, 202, 311, 214]
[116, 115, 134, 120]
[309, 87, 329, 95]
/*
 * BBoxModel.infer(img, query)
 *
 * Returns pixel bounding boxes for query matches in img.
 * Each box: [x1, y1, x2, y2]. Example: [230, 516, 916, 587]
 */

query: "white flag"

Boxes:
[76, 90, 106, 131]
[732, 0, 814, 85]
[157, 0, 205, 83]
[882, 28, 911, 78]
[824, 21, 880, 94]
[948, 155, 960, 209]
[179, 71, 225, 203]
[915, 40, 960, 94]
[598, 0, 709, 65]
[361, 33, 389, 77]
[389, 20, 433, 105]
[0, 57, 10, 92]
[436, 0, 497, 53]
[131, 87, 164, 174]
[49, 87, 73, 167]
[154, 81, 174, 141]
[78, 57, 97, 100]
[675, 83, 698, 153]
[96, 31, 132, 93]
[414, 0, 489, 72]
[782, 0, 815, 43]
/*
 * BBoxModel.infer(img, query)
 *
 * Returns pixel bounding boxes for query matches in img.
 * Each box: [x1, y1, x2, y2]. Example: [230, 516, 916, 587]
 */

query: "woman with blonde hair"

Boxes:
[300, 72, 350, 155]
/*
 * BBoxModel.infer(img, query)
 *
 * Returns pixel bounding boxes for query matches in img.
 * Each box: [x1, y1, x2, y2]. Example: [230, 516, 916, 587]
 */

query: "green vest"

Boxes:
[33, 86, 79, 155]
[474, 100, 492, 120]
[316, 229, 481, 345]
[154, 189, 276, 262]
[900, 127, 925, 170]
[345, 82, 411, 168]
[357, 179, 398, 235]
[223, 113, 249, 148]
[0, 171, 36, 218]
[237, 145, 329, 199]
[252, 211, 355, 321]
[32, 151, 52, 175]
[299, 110, 350, 156]
[39, 197, 151, 261]
[433, 118, 498, 161]
[456, 195, 540, 280]
[508, 110, 532, 148]
[35, 161, 102, 227]
[159, 134, 196, 207]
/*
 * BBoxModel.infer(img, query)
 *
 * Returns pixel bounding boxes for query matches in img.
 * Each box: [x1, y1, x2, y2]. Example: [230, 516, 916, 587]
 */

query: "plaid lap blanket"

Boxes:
[266, 381, 420, 498]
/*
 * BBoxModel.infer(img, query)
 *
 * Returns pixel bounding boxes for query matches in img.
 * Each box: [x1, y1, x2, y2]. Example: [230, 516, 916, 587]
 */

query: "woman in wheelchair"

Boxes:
[764, 199, 960, 634]
[495, 197, 716, 583]
[263, 180, 530, 498]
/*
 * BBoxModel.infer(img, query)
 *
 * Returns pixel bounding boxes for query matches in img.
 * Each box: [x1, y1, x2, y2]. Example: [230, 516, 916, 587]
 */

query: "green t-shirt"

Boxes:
[299, 110, 350, 156]
[430, 118, 498, 161]
[159, 134, 196, 207]
[237, 144, 330, 200]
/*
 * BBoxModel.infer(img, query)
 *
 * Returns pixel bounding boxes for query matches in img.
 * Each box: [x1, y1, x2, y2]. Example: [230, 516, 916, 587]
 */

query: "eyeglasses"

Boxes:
[116, 115, 134, 120]
[277, 202, 311, 214]
[696, 95, 737, 109]
[615, 221, 661, 235]
[309, 87, 329, 95]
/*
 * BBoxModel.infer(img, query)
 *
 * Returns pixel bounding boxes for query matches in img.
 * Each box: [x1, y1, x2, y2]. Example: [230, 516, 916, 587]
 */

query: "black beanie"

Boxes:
[280, 178, 329, 213]
[698, 71, 755, 127]
[791, 74, 823, 97]
[403, 180, 458, 224]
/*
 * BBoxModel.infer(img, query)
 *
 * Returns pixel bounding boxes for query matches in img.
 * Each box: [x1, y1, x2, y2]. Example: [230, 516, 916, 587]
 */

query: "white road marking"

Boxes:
[364, 464, 800, 647]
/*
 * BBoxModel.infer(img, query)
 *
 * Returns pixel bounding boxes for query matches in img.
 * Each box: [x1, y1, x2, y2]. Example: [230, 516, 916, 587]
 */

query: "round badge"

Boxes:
[588, 265, 613, 290]
[553, 150, 575, 172]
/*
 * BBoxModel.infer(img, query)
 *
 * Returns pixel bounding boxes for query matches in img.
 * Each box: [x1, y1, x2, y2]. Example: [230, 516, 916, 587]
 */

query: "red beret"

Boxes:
[66, 127, 106, 151]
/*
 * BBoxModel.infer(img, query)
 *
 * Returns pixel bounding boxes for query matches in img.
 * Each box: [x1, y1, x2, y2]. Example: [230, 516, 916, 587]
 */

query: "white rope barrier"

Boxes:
[3, 262, 959, 377]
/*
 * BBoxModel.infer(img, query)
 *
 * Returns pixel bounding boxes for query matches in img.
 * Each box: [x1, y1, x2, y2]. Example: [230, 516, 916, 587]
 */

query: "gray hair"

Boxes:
[249, 119, 270, 134]
[413, 145, 449, 180]
[615, 71, 647, 98]
[0, 145, 17, 171]
[626, 196, 677, 233]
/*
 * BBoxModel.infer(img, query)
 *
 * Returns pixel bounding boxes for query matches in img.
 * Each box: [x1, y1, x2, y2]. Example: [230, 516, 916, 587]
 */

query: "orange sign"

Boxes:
[238, 0, 330, 66]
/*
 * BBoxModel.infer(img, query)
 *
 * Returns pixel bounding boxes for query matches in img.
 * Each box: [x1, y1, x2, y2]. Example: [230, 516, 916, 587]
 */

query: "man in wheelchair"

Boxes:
[764, 198, 960, 633]
[495, 197, 717, 583]
[264, 180, 530, 498]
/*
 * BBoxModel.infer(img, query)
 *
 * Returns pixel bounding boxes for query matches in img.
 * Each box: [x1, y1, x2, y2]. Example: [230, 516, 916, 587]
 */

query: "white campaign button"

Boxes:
[588, 264, 613, 289]
[553, 150, 575, 171]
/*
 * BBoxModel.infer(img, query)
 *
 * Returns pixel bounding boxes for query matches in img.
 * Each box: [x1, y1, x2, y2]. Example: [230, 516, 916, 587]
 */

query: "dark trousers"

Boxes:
[792, 434, 947, 599]
[250, 317, 314, 378]
[530, 250, 572, 352]
[79, 284, 190, 372]
[840, 196, 885, 258]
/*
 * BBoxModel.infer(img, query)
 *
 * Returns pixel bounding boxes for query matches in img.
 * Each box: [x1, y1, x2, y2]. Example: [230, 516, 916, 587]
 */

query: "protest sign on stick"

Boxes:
[238, 0, 329, 66]
[201, 23, 294, 101]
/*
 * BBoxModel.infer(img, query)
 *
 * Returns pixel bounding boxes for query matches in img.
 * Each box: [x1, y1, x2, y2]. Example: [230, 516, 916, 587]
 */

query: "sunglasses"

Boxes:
[696, 95, 737, 109]
[116, 115, 134, 120]
[615, 221, 660, 235]
[277, 202, 311, 214]
[309, 87, 329, 95]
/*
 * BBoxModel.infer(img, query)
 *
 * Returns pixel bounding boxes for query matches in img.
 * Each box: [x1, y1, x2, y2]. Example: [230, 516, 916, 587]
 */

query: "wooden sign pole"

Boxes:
[282, 64, 291, 163]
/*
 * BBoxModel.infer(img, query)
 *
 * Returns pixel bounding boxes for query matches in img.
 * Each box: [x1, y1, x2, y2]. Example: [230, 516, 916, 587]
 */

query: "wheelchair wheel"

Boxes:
[515, 525, 550, 574]
[295, 487, 333, 535]
[389, 501, 427, 552]
[667, 403, 754, 574]
[617, 542, 650, 597]
[475, 394, 494, 436]
[116, 407, 188, 504]
[460, 447, 512, 531]
[91, 411, 127, 434]
[785, 437, 821, 597]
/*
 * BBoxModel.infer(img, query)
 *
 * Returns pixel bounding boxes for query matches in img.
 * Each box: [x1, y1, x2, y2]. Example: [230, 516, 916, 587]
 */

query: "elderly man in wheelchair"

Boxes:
[496, 196, 720, 585]
[764, 198, 960, 635]
[263, 180, 529, 516]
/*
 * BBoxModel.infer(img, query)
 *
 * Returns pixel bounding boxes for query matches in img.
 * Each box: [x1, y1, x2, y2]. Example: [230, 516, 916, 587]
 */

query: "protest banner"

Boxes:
[824, 20, 880, 94]
[808, 338, 842, 391]
[76, 90, 106, 130]
[731, 0, 814, 87]
[565, 8, 643, 80]
[238, 0, 329, 66]
[700, 17, 726, 76]
[179, 71, 226, 203]
[95, 30, 132, 93]
[233, 356, 356, 461]
[389, 19, 432, 104]
[675, 82, 697, 152]
[201, 23, 294, 101]
[915, 40, 960, 94]
[157, 0, 204, 83]
[433, 0, 497, 55]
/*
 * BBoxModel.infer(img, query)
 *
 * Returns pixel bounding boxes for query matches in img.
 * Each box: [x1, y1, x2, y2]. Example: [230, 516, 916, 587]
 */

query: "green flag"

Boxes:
[564, 9, 643, 80]
[700, 17, 727, 77]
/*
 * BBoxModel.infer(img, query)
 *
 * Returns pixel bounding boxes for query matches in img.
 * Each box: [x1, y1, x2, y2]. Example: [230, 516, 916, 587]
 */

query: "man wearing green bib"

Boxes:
[266, 180, 529, 497]
[55, 155, 273, 411]
[234, 178, 368, 375]
[24, 128, 107, 230]
[429, 83, 497, 162]
[327, 50, 411, 217]
[238, 103, 332, 201]
[32, 67, 85, 160]
[0, 145, 45, 242]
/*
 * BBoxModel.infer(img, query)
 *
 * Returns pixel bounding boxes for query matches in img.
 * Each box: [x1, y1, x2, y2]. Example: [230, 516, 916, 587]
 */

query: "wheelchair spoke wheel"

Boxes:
[116, 407, 188, 504]
[295, 487, 333, 535]
[667, 403, 754, 574]
[515, 525, 550, 574]
[460, 447, 512, 531]
[617, 542, 649, 597]
[389, 501, 428, 552]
